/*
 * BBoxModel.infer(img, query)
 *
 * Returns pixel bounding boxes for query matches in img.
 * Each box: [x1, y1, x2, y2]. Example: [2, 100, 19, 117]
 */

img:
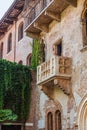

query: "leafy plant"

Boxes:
[0, 59, 31, 124]
[0, 109, 17, 122]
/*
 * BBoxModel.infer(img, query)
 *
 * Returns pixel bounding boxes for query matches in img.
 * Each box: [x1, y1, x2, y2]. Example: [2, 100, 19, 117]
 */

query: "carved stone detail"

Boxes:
[54, 78, 71, 95]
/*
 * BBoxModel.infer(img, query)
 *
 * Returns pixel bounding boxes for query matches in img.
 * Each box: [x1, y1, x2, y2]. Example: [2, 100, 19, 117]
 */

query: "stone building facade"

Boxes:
[0, 0, 87, 130]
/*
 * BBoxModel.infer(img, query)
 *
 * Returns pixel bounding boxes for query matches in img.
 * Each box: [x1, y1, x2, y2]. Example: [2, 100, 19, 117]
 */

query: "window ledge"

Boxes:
[80, 45, 87, 52]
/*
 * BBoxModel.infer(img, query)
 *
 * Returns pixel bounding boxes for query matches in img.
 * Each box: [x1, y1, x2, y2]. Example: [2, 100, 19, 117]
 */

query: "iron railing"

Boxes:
[25, 0, 53, 29]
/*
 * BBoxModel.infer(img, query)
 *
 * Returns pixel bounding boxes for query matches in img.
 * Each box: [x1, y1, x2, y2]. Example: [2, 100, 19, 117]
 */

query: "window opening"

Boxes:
[47, 112, 53, 130]
[7, 33, 12, 53]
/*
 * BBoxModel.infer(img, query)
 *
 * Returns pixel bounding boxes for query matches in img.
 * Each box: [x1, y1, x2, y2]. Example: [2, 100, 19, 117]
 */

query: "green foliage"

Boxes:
[0, 59, 31, 124]
[0, 109, 17, 122]
[31, 39, 40, 69]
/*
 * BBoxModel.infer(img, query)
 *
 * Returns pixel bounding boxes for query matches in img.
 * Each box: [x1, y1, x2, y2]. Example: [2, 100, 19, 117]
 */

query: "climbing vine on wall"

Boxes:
[0, 59, 31, 124]
[31, 39, 40, 69]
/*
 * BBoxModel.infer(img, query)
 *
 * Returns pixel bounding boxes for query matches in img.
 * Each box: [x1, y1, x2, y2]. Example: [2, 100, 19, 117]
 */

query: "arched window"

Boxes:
[81, 1, 87, 46]
[78, 96, 87, 130]
[85, 11, 87, 36]
[46, 101, 62, 130]
[18, 60, 23, 65]
[26, 53, 32, 66]
[7, 33, 12, 53]
[18, 22, 23, 41]
[0, 42, 3, 58]
[47, 112, 53, 130]
[55, 110, 62, 130]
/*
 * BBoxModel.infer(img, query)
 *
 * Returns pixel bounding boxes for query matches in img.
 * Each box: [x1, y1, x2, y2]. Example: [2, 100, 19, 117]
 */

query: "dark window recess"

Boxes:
[85, 12, 87, 36]
[18, 22, 23, 41]
[47, 112, 53, 130]
[7, 33, 12, 53]
[26, 53, 32, 66]
[2, 125, 21, 130]
[0, 42, 3, 58]
[55, 110, 62, 130]
[56, 42, 62, 56]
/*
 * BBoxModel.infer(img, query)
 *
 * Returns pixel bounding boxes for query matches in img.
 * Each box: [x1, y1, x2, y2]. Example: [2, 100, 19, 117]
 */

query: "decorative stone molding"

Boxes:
[81, 0, 87, 46]
[45, 100, 63, 130]
[81, 0, 87, 20]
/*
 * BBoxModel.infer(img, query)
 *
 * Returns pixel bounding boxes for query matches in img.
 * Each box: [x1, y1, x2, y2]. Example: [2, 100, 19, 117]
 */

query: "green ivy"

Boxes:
[31, 39, 40, 69]
[0, 59, 31, 124]
[0, 109, 17, 122]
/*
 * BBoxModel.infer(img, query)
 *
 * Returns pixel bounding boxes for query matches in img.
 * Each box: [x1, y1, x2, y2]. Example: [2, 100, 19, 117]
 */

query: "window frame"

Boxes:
[0, 42, 3, 58]
[53, 40, 62, 56]
[55, 110, 62, 130]
[26, 53, 32, 66]
[18, 22, 24, 42]
[47, 112, 53, 130]
[46, 101, 62, 130]
[7, 33, 12, 53]
[81, 0, 87, 47]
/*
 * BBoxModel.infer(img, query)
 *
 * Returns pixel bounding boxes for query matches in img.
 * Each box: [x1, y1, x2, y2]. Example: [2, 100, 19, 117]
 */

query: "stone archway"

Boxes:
[77, 95, 87, 130]
[79, 101, 87, 130]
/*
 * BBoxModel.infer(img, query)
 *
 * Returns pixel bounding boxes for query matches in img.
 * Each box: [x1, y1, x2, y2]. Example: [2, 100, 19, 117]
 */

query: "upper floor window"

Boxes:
[7, 33, 12, 53]
[53, 41, 62, 56]
[0, 42, 3, 58]
[26, 53, 32, 66]
[18, 22, 24, 41]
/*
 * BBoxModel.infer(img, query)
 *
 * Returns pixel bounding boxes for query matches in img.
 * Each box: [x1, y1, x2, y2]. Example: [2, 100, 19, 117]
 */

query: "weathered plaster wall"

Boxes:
[39, 0, 87, 129]
[0, 17, 32, 64]
[15, 18, 32, 64]
[0, 24, 16, 62]
[0, 0, 87, 129]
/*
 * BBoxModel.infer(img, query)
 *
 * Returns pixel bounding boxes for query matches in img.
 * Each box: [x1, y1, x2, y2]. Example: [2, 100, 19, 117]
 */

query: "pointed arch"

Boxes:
[45, 100, 62, 130]
[26, 53, 32, 66]
[81, 0, 87, 46]
[55, 110, 62, 130]
[77, 94, 87, 130]
[47, 112, 53, 130]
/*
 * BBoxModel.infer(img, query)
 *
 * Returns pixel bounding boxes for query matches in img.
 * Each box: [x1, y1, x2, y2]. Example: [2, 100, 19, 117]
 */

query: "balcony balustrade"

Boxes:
[37, 55, 71, 85]
[37, 56, 72, 95]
